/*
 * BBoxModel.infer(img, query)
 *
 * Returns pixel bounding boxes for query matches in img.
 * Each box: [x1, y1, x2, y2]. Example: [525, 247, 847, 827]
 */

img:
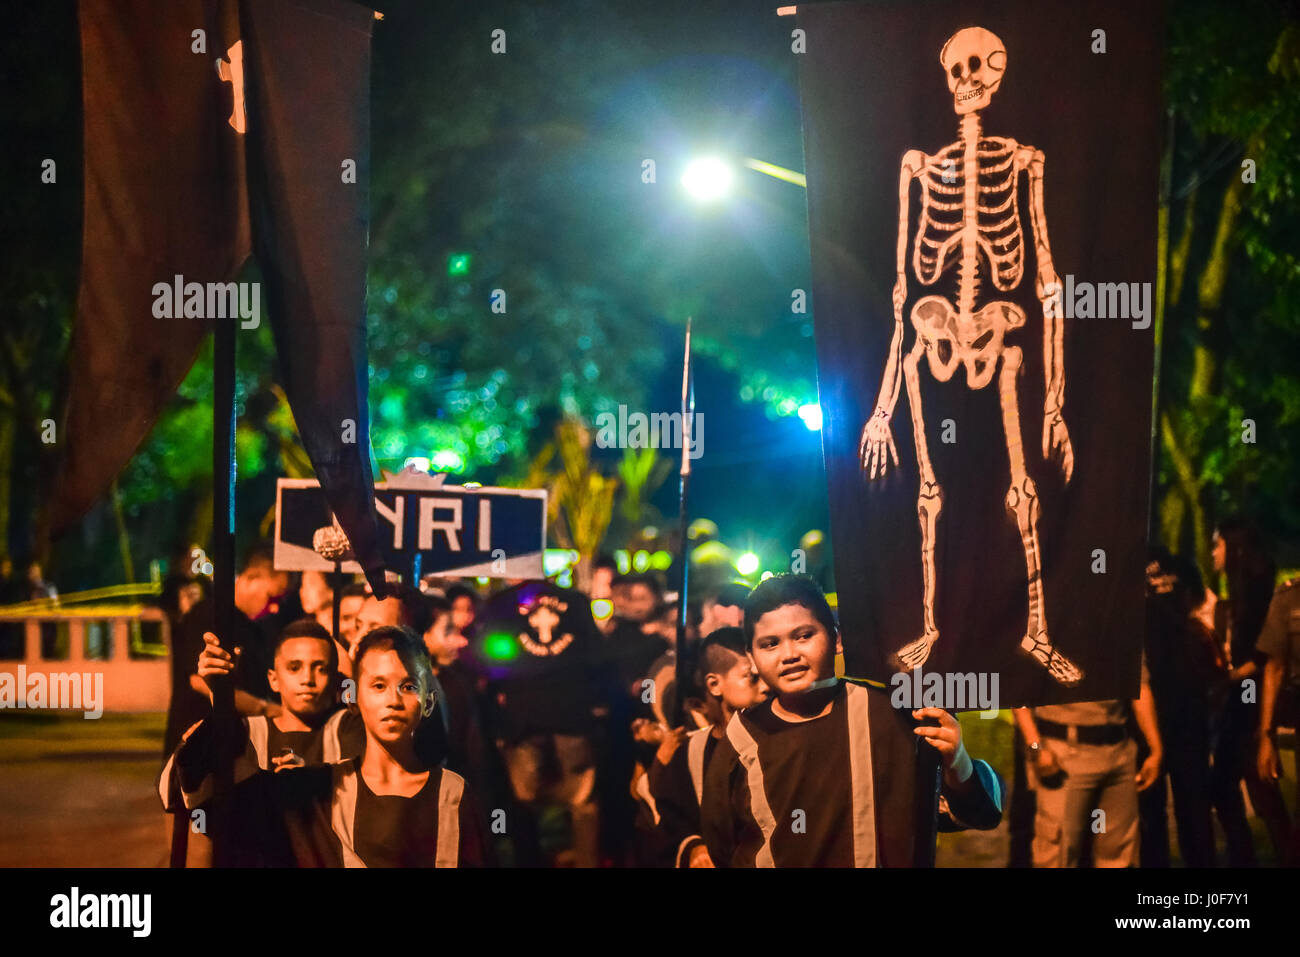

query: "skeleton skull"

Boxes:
[940, 27, 1006, 115]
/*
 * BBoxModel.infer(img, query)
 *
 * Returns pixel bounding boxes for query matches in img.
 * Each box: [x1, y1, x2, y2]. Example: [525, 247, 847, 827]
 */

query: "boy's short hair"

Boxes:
[618, 572, 663, 597]
[273, 617, 338, 669]
[445, 583, 478, 605]
[239, 539, 277, 575]
[710, 583, 751, 610]
[743, 574, 837, 648]
[424, 591, 451, 620]
[381, 584, 433, 636]
[339, 582, 369, 601]
[353, 625, 435, 694]
[694, 626, 748, 690]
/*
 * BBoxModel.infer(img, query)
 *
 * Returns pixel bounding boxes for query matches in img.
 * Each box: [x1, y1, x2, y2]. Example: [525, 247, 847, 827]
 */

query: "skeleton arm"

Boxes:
[1021, 146, 1074, 483]
[861, 151, 924, 478]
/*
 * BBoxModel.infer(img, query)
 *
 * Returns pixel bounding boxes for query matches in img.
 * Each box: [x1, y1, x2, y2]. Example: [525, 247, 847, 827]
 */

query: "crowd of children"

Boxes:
[158, 545, 1005, 867]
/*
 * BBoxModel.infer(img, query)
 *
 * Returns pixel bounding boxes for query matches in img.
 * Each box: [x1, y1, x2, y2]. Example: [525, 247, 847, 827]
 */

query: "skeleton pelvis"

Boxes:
[910, 295, 1026, 389]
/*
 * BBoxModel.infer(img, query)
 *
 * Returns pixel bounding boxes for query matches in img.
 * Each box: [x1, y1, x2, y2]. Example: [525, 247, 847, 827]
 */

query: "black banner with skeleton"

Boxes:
[797, 0, 1161, 705]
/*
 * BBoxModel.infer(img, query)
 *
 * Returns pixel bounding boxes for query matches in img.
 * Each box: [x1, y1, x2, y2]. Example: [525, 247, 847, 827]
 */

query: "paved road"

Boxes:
[0, 713, 169, 867]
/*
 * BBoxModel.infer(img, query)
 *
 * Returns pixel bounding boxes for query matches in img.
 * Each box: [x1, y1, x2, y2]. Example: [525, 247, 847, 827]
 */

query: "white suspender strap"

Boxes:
[687, 727, 710, 806]
[725, 714, 777, 868]
[322, 710, 345, 765]
[331, 763, 366, 868]
[247, 714, 270, 770]
[844, 682, 878, 867]
[435, 769, 466, 868]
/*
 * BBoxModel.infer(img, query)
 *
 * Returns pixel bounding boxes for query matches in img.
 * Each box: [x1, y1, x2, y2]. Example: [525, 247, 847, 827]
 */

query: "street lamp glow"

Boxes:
[798, 403, 823, 431]
[736, 551, 760, 576]
[682, 157, 734, 202]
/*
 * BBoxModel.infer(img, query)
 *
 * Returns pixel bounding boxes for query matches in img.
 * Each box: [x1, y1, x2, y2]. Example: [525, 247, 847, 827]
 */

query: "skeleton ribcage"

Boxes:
[912, 137, 1024, 298]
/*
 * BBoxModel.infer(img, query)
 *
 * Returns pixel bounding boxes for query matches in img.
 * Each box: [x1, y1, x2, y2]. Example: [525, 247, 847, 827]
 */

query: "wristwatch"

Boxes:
[1026, 740, 1042, 759]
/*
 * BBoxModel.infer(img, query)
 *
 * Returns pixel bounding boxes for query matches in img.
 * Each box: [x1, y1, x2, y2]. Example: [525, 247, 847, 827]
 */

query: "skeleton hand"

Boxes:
[860, 409, 899, 480]
[1041, 407, 1074, 483]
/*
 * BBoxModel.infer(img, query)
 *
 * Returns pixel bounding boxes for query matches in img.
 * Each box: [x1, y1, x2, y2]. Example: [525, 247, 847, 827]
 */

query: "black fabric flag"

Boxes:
[797, 0, 1161, 705]
[53, 0, 388, 593]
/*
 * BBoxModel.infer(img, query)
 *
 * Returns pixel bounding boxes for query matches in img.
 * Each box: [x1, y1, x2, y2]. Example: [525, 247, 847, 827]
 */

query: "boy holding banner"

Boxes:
[701, 575, 1003, 867]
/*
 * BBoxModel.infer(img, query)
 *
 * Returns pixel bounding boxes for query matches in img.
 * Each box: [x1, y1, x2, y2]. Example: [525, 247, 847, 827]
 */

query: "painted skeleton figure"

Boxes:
[860, 26, 1082, 686]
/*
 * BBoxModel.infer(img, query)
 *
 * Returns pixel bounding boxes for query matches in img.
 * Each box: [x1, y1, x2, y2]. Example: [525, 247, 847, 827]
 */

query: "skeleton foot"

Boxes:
[1019, 632, 1083, 686]
[894, 631, 939, 670]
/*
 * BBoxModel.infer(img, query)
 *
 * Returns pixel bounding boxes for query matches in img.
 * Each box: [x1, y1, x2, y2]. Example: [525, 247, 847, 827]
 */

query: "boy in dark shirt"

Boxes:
[169, 626, 487, 867]
[701, 574, 1003, 867]
[650, 626, 765, 867]
[160, 619, 365, 811]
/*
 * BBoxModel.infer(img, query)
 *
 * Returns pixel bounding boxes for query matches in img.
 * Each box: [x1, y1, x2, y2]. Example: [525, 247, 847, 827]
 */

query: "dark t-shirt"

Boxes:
[702, 680, 1005, 867]
[478, 582, 608, 741]
[353, 770, 443, 867]
[266, 724, 328, 767]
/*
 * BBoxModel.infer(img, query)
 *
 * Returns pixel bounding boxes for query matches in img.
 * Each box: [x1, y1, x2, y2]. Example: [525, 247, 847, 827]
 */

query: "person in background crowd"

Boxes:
[421, 590, 488, 786]
[163, 540, 289, 758]
[698, 583, 749, 638]
[1015, 654, 1163, 867]
[1139, 547, 1218, 867]
[299, 570, 334, 634]
[446, 583, 481, 643]
[590, 555, 618, 636]
[650, 627, 765, 867]
[332, 582, 369, 667]
[477, 579, 610, 866]
[1209, 519, 1280, 865]
[1255, 570, 1300, 865]
[26, 561, 57, 601]
[160, 571, 205, 631]
[0, 556, 25, 658]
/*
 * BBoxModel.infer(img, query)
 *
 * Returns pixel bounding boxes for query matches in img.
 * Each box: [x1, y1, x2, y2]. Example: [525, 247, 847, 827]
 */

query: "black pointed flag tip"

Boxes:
[238, 0, 389, 597]
[56, 0, 389, 600]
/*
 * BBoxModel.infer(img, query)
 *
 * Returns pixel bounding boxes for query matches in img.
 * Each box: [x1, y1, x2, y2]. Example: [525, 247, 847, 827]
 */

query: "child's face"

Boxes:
[451, 595, 476, 632]
[748, 603, 840, 699]
[423, 611, 467, 667]
[338, 595, 365, 646]
[355, 648, 428, 746]
[355, 595, 402, 638]
[267, 637, 336, 718]
[709, 655, 765, 712]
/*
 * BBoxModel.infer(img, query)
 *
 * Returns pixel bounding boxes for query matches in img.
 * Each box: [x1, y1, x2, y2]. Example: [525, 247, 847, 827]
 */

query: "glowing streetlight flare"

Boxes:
[798, 403, 823, 431]
[682, 157, 734, 201]
[737, 552, 760, 576]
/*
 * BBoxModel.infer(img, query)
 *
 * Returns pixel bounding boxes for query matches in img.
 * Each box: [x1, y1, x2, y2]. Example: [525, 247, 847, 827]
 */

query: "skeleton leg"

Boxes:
[894, 338, 943, 670]
[998, 346, 1082, 685]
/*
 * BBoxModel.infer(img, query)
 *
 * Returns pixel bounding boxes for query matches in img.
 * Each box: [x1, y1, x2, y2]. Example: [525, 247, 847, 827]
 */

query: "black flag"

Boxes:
[53, 0, 388, 594]
[797, 0, 1161, 705]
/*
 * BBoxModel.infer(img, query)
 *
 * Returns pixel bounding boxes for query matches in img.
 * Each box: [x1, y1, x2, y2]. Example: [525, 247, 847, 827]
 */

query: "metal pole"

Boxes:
[673, 319, 693, 727]
[207, 310, 237, 868]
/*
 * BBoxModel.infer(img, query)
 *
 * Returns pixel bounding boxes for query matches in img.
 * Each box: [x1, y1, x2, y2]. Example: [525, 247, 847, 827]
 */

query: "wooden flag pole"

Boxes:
[672, 319, 694, 727]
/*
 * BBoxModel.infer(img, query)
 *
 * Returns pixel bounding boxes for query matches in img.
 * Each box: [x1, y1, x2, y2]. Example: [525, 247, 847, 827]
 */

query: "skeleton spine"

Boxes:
[958, 112, 982, 321]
